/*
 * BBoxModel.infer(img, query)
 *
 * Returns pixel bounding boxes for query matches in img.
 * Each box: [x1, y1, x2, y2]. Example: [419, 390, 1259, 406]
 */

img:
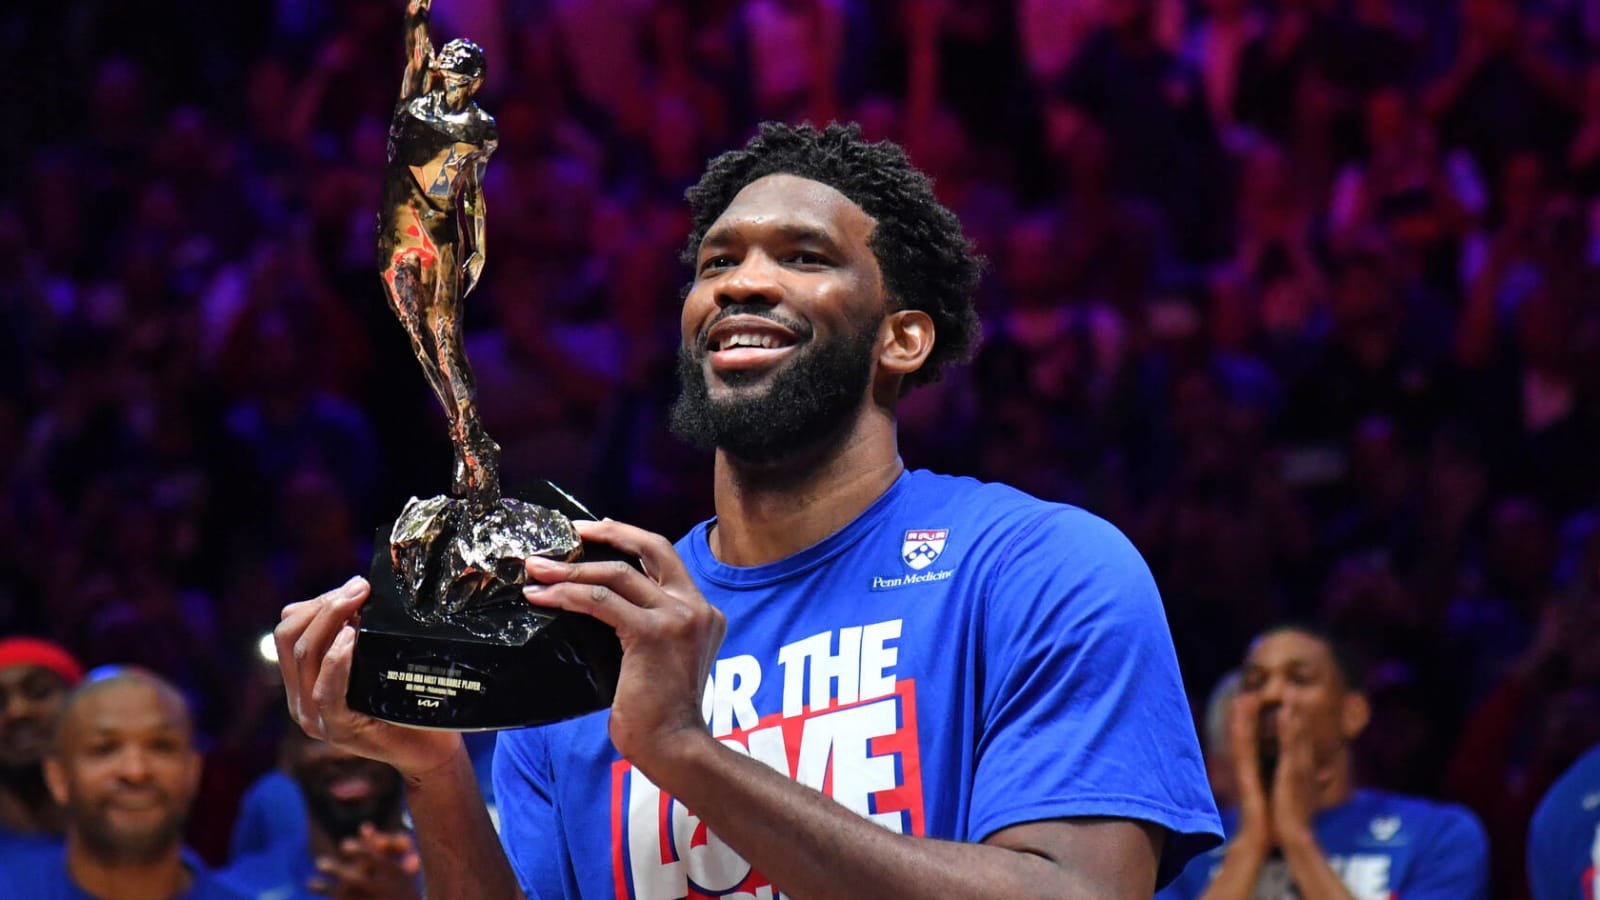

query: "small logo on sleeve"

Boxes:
[901, 529, 948, 571]
[1368, 816, 1401, 842]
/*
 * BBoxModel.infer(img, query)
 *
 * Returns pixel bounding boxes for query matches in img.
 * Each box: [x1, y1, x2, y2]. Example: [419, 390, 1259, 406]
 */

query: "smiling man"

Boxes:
[2, 671, 247, 899]
[1160, 625, 1488, 900]
[220, 728, 420, 900]
[277, 122, 1221, 899]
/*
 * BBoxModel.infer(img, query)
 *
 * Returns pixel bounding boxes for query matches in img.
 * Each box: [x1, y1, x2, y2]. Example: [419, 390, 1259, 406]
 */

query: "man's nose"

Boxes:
[116, 747, 154, 782]
[2, 692, 35, 720]
[715, 252, 782, 309]
[1256, 677, 1285, 704]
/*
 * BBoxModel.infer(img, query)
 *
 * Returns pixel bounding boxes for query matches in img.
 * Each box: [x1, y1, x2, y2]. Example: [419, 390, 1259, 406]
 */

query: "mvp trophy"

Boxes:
[346, 0, 623, 729]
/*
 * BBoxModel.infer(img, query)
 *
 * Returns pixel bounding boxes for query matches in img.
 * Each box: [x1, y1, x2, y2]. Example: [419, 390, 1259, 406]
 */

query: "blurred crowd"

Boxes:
[1, 0, 1598, 896]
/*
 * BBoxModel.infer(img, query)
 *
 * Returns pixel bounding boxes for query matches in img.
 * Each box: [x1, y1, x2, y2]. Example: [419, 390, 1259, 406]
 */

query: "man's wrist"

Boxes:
[626, 724, 724, 798]
[399, 737, 470, 789]
[1229, 822, 1273, 857]
[1274, 825, 1321, 858]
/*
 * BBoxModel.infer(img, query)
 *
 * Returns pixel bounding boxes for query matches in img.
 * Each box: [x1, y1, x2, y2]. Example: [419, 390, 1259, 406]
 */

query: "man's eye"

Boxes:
[789, 252, 828, 266]
[699, 256, 733, 274]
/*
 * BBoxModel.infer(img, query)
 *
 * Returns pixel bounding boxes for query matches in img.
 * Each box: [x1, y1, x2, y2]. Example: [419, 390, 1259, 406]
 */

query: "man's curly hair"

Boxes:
[682, 122, 983, 390]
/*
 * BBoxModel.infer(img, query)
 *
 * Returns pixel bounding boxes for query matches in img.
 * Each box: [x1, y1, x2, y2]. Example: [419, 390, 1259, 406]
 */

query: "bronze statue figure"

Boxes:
[346, 0, 623, 731]
[378, 0, 501, 514]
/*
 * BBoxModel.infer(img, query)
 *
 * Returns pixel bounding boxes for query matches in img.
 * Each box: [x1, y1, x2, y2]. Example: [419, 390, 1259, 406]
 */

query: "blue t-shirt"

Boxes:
[0, 844, 247, 899]
[1528, 743, 1600, 900]
[217, 839, 317, 900]
[228, 771, 308, 862]
[0, 824, 59, 865]
[1159, 788, 1489, 899]
[494, 469, 1221, 898]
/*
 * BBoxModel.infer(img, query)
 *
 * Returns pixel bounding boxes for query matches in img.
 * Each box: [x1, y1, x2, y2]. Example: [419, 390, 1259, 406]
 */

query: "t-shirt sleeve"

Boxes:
[970, 508, 1223, 888]
[1526, 784, 1578, 900]
[493, 727, 564, 899]
[1403, 805, 1490, 900]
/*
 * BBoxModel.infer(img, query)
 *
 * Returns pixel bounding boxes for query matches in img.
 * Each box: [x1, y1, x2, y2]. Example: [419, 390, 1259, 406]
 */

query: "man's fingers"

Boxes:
[526, 553, 667, 609]
[314, 852, 372, 889]
[523, 580, 641, 631]
[573, 518, 690, 587]
[275, 602, 320, 722]
[310, 625, 359, 726]
[293, 580, 368, 702]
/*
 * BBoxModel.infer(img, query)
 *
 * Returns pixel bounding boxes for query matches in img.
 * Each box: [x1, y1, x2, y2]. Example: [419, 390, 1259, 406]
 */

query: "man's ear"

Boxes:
[1339, 691, 1371, 741]
[878, 309, 935, 378]
[184, 748, 204, 800]
[43, 756, 68, 808]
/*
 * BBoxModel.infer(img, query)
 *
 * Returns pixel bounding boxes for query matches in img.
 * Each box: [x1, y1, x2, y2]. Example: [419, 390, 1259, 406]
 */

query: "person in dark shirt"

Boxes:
[0, 638, 83, 852]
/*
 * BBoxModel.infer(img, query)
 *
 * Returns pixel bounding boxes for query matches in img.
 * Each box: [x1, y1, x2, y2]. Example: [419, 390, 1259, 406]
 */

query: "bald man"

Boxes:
[0, 672, 245, 900]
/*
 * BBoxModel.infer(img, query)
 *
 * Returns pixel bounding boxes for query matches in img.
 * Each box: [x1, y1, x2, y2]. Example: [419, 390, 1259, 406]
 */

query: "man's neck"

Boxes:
[709, 408, 903, 567]
[1313, 754, 1357, 814]
[66, 835, 190, 900]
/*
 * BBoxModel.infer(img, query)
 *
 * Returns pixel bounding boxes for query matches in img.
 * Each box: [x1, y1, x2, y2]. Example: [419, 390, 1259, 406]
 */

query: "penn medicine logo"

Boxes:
[902, 529, 948, 571]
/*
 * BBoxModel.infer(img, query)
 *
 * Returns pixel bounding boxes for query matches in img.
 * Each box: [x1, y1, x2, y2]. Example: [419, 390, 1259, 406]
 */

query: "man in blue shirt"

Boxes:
[1528, 742, 1600, 900]
[0, 670, 246, 899]
[220, 727, 419, 900]
[1161, 625, 1489, 899]
[276, 121, 1222, 898]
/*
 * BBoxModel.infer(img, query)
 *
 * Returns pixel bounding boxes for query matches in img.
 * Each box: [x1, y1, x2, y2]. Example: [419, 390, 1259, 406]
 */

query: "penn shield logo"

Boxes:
[1368, 816, 1400, 842]
[901, 530, 948, 571]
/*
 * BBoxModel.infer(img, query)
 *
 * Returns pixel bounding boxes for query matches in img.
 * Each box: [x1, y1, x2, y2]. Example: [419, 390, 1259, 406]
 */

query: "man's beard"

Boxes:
[300, 774, 404, 844]
[669, 318, 879, 465]
[72, 797, 186, 864]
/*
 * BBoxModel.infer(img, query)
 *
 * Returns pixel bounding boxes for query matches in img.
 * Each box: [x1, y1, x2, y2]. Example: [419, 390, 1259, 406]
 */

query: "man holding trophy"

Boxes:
[275, 2, 1222, 896]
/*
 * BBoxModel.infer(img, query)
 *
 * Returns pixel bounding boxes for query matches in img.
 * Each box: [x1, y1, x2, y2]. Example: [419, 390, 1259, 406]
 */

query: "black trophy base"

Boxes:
[346, 482, 625, 731]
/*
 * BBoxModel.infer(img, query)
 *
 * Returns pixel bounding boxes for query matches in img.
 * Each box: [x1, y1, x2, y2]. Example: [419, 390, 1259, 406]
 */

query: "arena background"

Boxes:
[1, 1, 1597, 896]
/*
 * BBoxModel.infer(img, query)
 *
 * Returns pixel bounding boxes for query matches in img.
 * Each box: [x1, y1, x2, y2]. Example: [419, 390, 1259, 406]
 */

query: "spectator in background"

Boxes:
[1527, 740, 1600, 900]
[1448, 592, 1600, 899]
[0, 671, 245, 899]
[1424, 0, 1577, 178]
[1161, 624, 1488, 899]
[221, 728, 419, 900]
[1182, 0, 1263, 149]
[1202, 670, 1243, 811]
[0, 638, 83, 853]
[1057, 0, 1229, 262]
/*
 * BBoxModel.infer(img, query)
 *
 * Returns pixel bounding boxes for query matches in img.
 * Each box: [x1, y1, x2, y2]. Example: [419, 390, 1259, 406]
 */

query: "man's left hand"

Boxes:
[523, 519, 726, 769]
[308, 823, 422, 900]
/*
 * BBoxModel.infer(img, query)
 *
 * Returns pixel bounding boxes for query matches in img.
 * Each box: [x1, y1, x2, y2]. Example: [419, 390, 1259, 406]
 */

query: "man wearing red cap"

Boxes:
[0, 636, 84, 854]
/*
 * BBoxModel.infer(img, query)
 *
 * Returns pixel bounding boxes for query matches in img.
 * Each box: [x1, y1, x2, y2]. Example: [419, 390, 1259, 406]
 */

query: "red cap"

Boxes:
[0, 638, 85, 687]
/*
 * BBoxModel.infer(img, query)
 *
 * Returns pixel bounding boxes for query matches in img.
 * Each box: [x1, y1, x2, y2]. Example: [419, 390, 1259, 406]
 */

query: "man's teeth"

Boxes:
[718, 333, 783, 350]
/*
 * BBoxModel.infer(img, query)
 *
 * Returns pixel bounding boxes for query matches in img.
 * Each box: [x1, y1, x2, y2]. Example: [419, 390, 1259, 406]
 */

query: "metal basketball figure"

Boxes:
[379, 0, 500, 512]
[350, 0, 623, 730]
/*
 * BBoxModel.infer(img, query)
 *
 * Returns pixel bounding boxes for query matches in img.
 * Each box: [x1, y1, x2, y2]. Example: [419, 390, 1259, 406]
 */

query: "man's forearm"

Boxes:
[1279, 832, 1355, 900]
[639, 731, 1157, 900]
[1199, 836, 1269, 900]
[406, 743, 522, 900]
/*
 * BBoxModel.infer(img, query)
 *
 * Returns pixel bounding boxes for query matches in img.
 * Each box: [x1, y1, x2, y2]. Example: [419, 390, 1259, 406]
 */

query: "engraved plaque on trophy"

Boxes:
[346, 0, 623, 730]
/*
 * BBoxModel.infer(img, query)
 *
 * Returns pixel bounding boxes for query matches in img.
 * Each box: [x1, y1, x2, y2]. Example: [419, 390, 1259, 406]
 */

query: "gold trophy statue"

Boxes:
[347, 0, 623, 730]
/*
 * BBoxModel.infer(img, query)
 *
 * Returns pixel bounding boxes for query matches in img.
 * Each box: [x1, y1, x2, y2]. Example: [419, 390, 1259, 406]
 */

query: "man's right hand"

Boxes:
[275, 577, 463, 780]
[1227, 691, 1273, 852]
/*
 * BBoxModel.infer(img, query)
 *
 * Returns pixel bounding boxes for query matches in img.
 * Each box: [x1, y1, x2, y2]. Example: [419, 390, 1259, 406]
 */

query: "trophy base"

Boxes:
[346, 482, 625, 731]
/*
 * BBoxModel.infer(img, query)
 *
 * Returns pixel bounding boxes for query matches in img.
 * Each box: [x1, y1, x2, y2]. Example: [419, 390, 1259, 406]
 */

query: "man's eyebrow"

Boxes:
[700, 222, 842, 251]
